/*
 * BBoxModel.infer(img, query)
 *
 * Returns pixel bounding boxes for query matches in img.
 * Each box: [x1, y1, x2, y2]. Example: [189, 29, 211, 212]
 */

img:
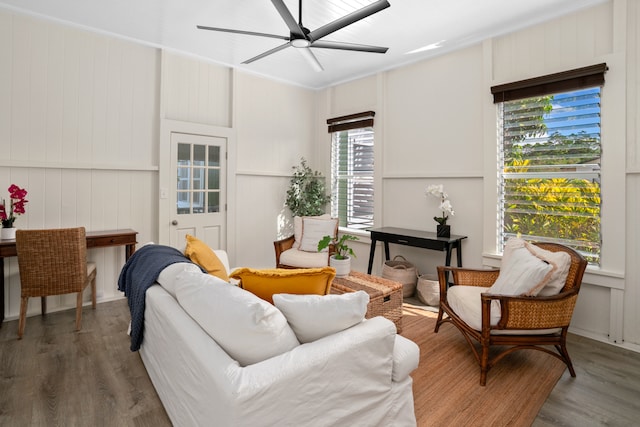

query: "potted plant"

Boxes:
[285, 158, 331, 217]
[0, 184, 28, 240]
[425, 184, 455, 237]
[317, 233, 359, 277]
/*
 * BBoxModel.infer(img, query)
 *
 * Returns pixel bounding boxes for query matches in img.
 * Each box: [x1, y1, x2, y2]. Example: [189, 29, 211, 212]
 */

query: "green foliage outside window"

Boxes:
[501, 89, 601, 264]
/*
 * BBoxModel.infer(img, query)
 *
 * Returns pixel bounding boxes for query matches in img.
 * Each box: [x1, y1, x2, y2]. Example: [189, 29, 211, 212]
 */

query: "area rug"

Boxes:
[400, 305, 566, 427]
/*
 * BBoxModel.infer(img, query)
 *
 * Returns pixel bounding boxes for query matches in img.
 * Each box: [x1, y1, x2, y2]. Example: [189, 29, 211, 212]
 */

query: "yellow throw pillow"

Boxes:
[184, 234, 230, 282]
[229, 267, 336, 304]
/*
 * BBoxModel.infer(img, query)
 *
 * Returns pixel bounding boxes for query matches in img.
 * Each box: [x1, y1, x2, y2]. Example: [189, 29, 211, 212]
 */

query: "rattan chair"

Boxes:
[15, 227, 97, 338]
[434, 242, 587, 386]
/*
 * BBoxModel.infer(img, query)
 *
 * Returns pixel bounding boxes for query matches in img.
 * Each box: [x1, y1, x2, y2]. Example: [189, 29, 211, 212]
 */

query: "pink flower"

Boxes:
[8, 184, 27, 200]
[1, 184, 28, 227]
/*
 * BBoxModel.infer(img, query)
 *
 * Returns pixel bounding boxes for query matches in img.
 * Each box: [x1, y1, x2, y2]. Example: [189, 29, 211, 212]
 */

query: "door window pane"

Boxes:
[178, 143, 190, 165]
[193, 168, 204, 190]
[209, 146, 220, 167]
[194, 145, 206, 166]
[208, 192, 220, 213]
[208, 169, 220, 190]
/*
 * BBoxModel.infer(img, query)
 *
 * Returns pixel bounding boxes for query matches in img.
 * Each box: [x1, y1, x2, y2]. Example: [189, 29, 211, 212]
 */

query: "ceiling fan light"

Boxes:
[291, 38, 311, 48]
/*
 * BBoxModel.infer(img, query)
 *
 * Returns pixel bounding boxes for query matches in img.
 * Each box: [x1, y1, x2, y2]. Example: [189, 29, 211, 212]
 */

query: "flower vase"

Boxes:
[436, 224, 450, 238]
[1, 227, 17, 240]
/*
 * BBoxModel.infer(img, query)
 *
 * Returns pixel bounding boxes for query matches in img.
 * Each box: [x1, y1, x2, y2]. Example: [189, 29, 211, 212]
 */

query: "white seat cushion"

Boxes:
[279, 248, 329, 268]
[447, 285, 560, 335]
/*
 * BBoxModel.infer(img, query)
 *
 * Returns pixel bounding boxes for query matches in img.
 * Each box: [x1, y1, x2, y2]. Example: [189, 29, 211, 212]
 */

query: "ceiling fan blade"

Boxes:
[308, 0, 390, 42]
[297, 47, 324, 72]
[241, 42, 291, 64]
[197, 25, 289, 41]
[311, 40, 388, 54]
[271, 0, 306, 39]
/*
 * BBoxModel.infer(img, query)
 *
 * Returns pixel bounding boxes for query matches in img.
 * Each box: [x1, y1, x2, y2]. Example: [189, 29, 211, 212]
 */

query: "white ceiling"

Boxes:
[0, 0, 606, 89]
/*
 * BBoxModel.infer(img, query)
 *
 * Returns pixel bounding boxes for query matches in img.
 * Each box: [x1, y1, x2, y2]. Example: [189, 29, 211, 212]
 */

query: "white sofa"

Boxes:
[139, 250, 420, 427]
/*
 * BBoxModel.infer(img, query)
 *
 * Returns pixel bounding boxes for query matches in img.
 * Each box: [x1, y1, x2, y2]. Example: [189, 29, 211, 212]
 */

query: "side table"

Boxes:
[367, 226, 467, 274]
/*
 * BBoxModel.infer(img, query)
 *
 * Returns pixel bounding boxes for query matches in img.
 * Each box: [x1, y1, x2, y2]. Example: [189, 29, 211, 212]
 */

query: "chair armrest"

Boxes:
[480, 289, 580, 330]
[274, 235, 295, 267]
[437, 266, 500, 303]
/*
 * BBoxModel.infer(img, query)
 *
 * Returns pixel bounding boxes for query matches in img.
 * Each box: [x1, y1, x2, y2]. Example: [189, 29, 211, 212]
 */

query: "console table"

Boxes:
[367, 227, 467, 274]
[0, 228, 138, 324]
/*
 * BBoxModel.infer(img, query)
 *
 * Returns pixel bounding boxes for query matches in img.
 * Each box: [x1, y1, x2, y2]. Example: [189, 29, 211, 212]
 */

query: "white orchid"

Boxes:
[425, 184, 454, 225]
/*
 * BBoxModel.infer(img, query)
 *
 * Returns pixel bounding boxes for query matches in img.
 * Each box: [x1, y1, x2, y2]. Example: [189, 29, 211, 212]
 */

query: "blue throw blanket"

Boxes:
[117, 244, 201, 351]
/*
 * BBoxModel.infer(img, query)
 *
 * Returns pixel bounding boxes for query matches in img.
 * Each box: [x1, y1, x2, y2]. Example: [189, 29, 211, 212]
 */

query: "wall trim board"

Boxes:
[0, 160, 158, 171]
[383, 172, 484, 179]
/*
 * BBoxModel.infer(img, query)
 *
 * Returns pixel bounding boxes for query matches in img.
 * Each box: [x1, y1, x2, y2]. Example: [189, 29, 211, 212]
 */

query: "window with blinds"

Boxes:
[327, 112, 375, 231]
[497, 86, 602, 264]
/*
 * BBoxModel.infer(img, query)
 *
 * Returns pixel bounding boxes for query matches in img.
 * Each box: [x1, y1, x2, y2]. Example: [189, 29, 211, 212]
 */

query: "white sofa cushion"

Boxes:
[489, 238, 554, 296]
[157, 262, 203, 298]
[175, 270, 300, 366]
[273, 291, 369, 343]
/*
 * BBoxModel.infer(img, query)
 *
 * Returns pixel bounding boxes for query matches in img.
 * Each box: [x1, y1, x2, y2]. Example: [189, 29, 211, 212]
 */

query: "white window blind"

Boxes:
[498, 88, 602, 264]
[327, 112, 375, 230]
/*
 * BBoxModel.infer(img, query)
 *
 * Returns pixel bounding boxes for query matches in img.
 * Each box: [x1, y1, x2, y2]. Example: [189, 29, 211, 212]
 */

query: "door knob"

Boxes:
[171, 220, 178, 226]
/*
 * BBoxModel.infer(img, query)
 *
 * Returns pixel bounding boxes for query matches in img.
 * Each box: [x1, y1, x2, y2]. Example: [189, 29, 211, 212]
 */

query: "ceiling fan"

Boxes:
[197, 0, 391, 72]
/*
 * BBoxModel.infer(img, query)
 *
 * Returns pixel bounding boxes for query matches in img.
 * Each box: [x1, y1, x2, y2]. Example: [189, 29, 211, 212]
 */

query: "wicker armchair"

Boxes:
[274, 235, 335, 268]
[434, 242, 587, 386]
[15, 227, 97, 338]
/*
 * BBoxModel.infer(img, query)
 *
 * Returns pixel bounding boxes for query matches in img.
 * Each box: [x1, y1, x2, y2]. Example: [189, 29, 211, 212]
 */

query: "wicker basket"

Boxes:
[331, 272, 403, 332]
[382, 255, 418, 298]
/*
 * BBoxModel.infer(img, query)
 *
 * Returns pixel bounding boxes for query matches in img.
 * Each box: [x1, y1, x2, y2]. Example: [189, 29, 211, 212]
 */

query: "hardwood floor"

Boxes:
[1, 299, 639, 426]
[0, 299, 172, 426]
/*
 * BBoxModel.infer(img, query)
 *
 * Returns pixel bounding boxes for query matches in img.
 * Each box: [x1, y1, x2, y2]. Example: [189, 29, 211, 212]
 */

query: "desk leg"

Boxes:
[456, 242, 463, 267]
[383, 241, 391, 261]
[367, 239, 377, 274]
[125, 243, 136, 261]
[1, 259, 4, 325]
[445, 243, 453, 266]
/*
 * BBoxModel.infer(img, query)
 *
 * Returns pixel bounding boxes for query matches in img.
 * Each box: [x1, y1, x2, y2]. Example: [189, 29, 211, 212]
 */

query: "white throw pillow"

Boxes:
[489, 238, 555, 296]
[293, 214, 330, 249]
[299, 217, 338, 252]
[273, 291, 369, 343]
[175, 270, 299, 366]
[527, 244, 572, 296]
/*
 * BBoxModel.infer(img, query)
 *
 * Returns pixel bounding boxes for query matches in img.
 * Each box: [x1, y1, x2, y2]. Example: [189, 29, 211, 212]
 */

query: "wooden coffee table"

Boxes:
[331, 271, 403, 332]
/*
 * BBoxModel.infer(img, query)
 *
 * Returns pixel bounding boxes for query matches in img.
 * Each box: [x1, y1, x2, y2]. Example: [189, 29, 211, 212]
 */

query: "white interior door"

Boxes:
[169, 132, 227, 250]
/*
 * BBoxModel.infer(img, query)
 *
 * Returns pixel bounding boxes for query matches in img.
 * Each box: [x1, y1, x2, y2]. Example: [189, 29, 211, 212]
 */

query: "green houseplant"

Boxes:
[285, 158, 331, 217]
[318, 234, 359, 277]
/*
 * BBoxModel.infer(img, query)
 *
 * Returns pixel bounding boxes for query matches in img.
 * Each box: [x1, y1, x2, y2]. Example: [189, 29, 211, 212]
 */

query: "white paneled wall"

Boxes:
[0, 10, 159, 322]
[320, 0, 640, 351]
[2, 0, 639, 353]
[162, 53, 232, 127]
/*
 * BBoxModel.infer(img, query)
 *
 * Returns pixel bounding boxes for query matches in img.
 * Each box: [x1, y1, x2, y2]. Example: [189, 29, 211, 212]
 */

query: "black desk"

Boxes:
[0, 229, 138, 325]
[367, 227, 467, 274]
